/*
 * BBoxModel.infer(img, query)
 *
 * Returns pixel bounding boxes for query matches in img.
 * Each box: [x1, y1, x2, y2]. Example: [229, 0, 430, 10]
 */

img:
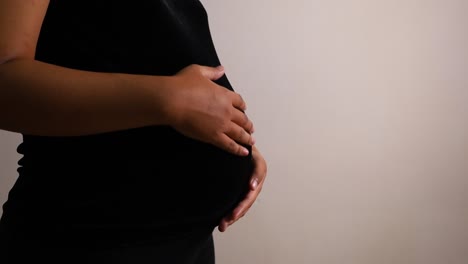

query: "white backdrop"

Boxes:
[2, 0, 468, 263]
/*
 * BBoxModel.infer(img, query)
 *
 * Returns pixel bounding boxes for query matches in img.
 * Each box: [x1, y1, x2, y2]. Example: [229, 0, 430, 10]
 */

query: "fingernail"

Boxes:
[242, 148, 249, 156]
[251, 178, 258, 189]
[251, 135, 256, 145]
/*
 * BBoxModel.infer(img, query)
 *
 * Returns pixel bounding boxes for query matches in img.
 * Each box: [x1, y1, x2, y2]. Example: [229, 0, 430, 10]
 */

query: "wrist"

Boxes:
[155, 75, 184, 127]
[117, 73, 179, 127]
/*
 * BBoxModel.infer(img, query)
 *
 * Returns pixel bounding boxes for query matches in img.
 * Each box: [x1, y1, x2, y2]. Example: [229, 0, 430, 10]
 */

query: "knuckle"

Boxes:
[238, 127, 245, 139]
[227, 123, 235, 134]
[247, 120, 254, 132]
[222, 89, 232, 99]
[242, 114, 250, 126]
[224, 105, 233, 117]
[228, 140, 238, 152]
[188, 64, 197, 71]
[243, 131, 251, 145]
[212, 134, 224, 147]
[249, 134, 255, 145]
[193, 64, 204, 73]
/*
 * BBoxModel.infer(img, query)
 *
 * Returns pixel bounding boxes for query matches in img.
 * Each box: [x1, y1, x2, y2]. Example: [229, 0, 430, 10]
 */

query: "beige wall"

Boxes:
[203, 0, 468, 263]
[0, 131, 20, 215]
[1, 0, 468, 263]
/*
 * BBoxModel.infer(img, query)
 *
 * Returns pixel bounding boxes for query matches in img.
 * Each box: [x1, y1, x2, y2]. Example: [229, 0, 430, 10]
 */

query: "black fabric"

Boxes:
[0, 0, 252, 263]
[1, 224, 215, 264]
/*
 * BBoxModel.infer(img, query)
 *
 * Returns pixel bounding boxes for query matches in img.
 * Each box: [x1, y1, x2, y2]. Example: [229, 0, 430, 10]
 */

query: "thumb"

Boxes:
[199, 65, 225, 81]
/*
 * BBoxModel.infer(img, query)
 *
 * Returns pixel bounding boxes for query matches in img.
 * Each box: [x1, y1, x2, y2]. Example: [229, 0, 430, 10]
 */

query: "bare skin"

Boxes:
[0, 0, 266, 231]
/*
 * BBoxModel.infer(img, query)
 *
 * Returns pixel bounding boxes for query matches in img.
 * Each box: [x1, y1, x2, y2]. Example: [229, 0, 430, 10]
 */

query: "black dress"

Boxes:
[0, 1, 253, 263]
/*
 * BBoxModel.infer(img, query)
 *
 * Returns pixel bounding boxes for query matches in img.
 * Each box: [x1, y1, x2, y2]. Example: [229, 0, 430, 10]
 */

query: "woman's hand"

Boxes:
[218, 145, 267, 232]
[167, 64, 255, 156]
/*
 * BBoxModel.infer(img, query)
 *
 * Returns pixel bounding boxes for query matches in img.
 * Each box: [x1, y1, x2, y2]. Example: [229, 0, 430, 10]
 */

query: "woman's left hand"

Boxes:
[218, 145, 267, 232]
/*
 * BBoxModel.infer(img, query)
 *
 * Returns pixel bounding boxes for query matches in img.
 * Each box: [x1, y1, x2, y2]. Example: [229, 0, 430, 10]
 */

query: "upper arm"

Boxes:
[0, 0, 50, 64]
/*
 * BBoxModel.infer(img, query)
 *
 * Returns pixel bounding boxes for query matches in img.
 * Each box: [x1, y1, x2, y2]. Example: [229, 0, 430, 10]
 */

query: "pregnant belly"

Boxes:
[8, 126, 253, 233]
[116, 128, 253, 229]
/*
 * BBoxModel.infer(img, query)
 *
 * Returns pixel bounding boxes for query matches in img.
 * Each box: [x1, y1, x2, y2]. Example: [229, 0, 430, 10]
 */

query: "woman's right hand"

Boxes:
[166, 64, 255, 156]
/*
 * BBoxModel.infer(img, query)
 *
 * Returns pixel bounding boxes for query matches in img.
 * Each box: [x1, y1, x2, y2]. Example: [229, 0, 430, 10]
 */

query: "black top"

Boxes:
[1, 0, 253, 239]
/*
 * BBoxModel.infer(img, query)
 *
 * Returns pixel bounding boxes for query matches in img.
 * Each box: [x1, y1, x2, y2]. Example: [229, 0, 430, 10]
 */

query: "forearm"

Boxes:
[0, 59, 173, 136]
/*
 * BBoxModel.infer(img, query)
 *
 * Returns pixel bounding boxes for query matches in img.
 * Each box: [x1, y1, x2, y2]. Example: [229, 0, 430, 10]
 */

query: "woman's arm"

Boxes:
[0, 58, 175, 136]
[0, 0, 254, 155]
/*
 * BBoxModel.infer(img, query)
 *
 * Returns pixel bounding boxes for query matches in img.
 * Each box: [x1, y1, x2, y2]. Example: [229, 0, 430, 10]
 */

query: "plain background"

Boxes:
[1, 0, 468, 263]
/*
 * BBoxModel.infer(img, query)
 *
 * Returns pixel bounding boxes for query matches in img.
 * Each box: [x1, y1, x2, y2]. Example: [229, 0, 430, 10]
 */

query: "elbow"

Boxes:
[0, 48, 20, 65]
[0, 54, 14, 66]
[0, 48, 34, 67]
[0, 54, 13, 78]
[0, 52, 24, 89]
[0, 55, 29, 68]
[0, 53, 30, 78]
[0, 39, 37, 66]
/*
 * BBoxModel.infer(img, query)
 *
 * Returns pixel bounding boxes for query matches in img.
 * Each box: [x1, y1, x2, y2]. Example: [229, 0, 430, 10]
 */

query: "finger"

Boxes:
[250, 147, 267, 190]
[230, 189, 258, 222]
[225, 123, 254, 147]
[230, 92, 247, 112]
[219, 212, 236, 232]
[218, 219, 229, 232]
[198, 65, 225, 81]
[219, 183, 264, 231]
[250, 167, 266, 191]
[231, 108, 255, 134]
[215, 133, 249, 156]
[219, 213, 236, 232]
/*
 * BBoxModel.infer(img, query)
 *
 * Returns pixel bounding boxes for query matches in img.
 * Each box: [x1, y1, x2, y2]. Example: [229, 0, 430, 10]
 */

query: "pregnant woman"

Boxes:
[0, 0, 267, 263]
